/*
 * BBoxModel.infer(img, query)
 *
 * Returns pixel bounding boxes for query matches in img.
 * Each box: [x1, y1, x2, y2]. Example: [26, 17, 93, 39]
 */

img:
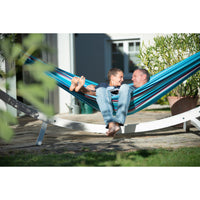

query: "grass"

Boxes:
[0, 147, 200, 166]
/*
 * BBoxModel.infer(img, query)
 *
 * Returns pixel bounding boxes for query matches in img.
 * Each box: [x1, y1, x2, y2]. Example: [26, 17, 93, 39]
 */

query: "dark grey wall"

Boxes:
[75, 34, 111, 83]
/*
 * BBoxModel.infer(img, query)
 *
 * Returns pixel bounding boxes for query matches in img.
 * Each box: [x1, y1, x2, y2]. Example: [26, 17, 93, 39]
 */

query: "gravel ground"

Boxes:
[0, 110, 200, 155]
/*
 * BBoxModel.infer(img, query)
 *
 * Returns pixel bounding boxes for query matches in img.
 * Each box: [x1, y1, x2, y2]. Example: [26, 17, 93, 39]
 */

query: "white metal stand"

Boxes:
[1, 89, 200, 146]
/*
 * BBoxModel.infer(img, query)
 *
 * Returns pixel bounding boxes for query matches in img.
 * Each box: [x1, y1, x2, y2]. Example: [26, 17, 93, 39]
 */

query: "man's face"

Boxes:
[132, 70, 146, 88]
[110, 71, 124, 86]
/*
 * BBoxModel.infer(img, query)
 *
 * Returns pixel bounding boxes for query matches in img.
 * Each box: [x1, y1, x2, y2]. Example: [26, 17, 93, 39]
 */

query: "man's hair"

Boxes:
[136, 68, 150, 82]
[107, 68, 123, 81]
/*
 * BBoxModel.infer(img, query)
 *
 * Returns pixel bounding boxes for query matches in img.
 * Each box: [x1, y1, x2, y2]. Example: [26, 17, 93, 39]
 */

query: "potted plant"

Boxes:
[138, 33, 200, 115]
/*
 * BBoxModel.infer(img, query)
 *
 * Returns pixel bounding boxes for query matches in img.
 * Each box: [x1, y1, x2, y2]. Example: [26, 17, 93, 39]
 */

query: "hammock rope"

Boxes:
[25, 52, 200, 115]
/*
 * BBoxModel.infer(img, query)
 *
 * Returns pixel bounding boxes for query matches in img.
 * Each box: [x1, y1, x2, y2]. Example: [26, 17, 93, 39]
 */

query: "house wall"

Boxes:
[0, 56, 7, 111]
[75, 33, 159, 84]
[0, 33, 163, 115]
[0, 57, 17, 116]
[42, 34, 60, 113]
[75, 33, 111, 83]
[56, 33, 76, 114]
[107, 33, 160, 45]
[0, 34, 75, 115]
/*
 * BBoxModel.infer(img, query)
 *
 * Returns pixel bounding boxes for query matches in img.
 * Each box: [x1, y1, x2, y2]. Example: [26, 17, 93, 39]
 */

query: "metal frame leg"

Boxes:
[183, 121, 190, 132]
[190, 118, 200, 131]
[36, 121, 47, 146]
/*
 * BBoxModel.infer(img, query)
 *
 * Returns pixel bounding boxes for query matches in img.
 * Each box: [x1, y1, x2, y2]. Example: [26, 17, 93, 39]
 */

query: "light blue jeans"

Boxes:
[96, 84, 133, 128]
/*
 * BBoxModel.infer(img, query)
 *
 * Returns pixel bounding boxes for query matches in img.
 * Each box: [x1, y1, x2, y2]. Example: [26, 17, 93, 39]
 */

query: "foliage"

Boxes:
[0, 147, 200, 166]
[0, 34, 56, 141]
[0, 110, 17, 142]
[138, 33, 200, 101]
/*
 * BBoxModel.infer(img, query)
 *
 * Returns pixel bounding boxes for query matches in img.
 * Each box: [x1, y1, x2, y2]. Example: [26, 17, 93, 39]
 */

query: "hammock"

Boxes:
[26, 52, 200, 115]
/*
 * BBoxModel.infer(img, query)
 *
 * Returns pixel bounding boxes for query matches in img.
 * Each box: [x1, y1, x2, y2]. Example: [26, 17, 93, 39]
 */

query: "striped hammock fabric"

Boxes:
[26, 52, 200, 115]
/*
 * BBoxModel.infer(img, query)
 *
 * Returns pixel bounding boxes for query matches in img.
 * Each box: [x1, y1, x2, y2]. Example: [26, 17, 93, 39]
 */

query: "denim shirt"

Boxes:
[95, 83, 120, 94]
[95, 83, 137, 94]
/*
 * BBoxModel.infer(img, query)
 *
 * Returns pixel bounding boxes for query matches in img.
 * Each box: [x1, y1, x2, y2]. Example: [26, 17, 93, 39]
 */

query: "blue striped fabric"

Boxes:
[26, 52, 200, 115]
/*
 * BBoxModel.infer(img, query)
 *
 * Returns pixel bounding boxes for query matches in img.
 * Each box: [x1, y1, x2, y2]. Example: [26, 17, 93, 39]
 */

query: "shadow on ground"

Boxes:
[1, 113, 200, 156]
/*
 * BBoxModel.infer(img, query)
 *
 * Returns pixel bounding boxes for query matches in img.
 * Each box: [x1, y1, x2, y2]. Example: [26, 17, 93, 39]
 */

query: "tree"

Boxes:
[0, 34, 56, 141]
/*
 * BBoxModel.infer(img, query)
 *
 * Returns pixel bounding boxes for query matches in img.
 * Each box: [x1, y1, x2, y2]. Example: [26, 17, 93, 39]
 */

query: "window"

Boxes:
[110, 39, 141, 79]
[112, 42, 124, 71]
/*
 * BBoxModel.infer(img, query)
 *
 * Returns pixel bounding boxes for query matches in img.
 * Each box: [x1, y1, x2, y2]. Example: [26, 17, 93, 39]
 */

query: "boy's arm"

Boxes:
[80, 85, 96, 96]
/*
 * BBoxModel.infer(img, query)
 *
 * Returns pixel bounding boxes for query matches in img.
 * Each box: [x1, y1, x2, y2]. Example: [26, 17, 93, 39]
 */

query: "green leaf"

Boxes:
[0, 110, 17, 142]
[23, 34, 44, 49]
[24, 62, 56, 91]
[11, 43, 22, 60]
[18, 82, 55, 116]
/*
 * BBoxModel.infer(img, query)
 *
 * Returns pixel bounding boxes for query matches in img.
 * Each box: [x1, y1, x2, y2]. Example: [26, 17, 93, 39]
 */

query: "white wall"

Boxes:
[107, 33, 163, 46]
[57, 33, 75, 114]
[0, 57, 17, 117]
[6, 69, 17, 117]
[0, 57, 7, 111]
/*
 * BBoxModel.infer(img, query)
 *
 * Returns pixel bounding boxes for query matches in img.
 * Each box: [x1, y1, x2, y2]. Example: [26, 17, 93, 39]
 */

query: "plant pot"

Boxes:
[79, 101, 93, 114]
[167, 96, 198, 115]
[167, 96, 199, 127]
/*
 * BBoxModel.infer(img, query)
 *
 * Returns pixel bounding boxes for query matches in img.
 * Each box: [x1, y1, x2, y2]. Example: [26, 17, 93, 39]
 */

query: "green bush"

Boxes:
[138, 33, 200, 104]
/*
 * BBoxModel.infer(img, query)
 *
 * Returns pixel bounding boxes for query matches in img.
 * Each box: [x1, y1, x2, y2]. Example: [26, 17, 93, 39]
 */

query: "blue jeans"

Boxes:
[96, 84, 132, 127]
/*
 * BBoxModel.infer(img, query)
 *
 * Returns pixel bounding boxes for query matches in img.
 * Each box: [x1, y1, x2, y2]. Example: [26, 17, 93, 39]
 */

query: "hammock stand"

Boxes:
[0, 88, 200, 145]
[1, 52, 200, 145]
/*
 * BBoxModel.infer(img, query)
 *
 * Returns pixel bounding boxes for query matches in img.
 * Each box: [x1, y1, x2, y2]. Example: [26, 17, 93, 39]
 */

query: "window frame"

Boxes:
[105, 38, 141, 80]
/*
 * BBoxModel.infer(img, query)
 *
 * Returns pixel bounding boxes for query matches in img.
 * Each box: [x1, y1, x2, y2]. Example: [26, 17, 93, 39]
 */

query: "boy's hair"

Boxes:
[108, 68, 123, 81]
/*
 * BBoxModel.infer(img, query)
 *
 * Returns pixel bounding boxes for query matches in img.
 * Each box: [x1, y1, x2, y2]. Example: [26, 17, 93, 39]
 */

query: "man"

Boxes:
[70, 68, 150, 136]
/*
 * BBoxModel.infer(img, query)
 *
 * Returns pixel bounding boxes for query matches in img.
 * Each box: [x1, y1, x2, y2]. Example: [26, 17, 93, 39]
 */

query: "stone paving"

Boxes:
[0, 109, 200, 155]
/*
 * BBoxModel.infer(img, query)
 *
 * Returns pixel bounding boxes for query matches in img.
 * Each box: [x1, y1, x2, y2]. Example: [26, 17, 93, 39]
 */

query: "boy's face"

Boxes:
[110, 71, 124, 86]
